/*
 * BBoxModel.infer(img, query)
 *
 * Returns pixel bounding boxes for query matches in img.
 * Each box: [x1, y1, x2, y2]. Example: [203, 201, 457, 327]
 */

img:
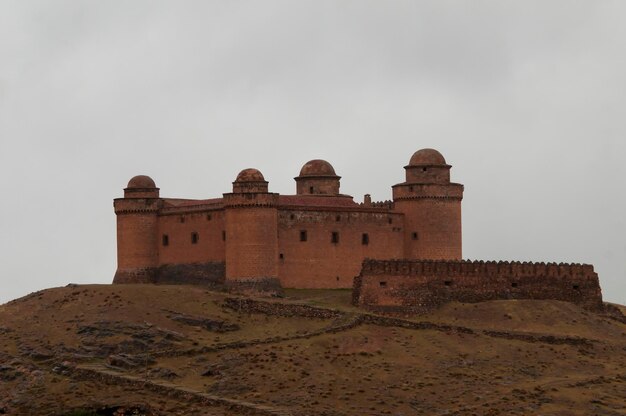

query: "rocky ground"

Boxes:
[0, 284, 624, 415]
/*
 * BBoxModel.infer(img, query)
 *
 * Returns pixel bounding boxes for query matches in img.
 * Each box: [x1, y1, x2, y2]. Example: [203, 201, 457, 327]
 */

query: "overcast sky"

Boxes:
[1, 1, 624, 305]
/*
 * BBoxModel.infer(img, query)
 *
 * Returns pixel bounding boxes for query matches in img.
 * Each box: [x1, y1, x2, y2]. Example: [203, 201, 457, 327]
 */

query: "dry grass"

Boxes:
[1, 284, 624, 415]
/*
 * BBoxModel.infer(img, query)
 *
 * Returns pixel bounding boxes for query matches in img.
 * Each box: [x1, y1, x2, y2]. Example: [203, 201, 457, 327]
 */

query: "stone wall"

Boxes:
[154, 262, 225, 287]
[353, 259, 604, 312]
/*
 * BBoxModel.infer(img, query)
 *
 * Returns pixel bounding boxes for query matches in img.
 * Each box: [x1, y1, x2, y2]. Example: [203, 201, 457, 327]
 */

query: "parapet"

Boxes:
[353, 259, 603, 313]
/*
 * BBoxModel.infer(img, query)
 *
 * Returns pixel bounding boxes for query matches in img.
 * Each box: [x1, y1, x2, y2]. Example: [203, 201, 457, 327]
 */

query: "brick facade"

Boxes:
[113, 149, 464, 289]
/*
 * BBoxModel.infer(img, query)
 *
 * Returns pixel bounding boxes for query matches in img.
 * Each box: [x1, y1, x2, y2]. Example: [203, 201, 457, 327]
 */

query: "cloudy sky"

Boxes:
[1, 1, 624, 305]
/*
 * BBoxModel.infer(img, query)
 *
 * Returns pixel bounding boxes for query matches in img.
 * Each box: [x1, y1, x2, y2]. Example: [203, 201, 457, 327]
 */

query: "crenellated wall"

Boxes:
[353, 259, 604, 312]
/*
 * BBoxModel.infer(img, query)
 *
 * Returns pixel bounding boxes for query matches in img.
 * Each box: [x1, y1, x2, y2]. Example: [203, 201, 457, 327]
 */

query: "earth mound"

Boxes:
[0, 284, 624, 415]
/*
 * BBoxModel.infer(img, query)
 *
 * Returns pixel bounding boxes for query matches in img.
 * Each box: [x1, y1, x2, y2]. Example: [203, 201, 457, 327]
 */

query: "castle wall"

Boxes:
[157, 210, 225, 265]
[277, 210, 404, 288]
[353, 259, 604, 312]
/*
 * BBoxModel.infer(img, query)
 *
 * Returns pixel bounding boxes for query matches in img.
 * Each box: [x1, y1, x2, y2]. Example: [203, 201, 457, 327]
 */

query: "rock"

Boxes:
[108, 353, 155, 369]
[168, 313, 240, 332]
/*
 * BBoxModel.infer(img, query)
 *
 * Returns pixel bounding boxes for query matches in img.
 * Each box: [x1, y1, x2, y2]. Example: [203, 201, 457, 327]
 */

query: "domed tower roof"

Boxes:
[402, 148, 451, 185]
[408, 148, 447, 166]
[232, 168, 269, 194]
[295, 159, 341, 195]
[299, 159, 339, 177]
[127, 175, 157, 189]
[124, 175, 159, 198]
[235, 168, 266, 182]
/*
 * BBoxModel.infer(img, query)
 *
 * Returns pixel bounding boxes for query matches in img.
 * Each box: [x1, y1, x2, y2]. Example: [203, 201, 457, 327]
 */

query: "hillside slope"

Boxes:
[0, 284, 624, 415]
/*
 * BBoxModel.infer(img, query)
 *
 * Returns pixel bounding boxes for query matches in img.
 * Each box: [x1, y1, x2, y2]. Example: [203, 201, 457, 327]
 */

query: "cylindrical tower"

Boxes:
[392, 149, 463, 260]
[223, 169, 281, 294]
[113, 175, 160, 283]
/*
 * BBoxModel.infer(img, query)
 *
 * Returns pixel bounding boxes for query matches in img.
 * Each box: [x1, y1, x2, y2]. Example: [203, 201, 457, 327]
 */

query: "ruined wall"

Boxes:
[277, 210, 404, 288]
[158, 210, 225, 265]
[354, 259, 604, 312]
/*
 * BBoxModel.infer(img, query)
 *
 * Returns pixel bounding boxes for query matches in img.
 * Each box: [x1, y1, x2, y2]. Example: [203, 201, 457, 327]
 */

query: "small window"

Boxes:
[162, 235, 169, 246]
[422, 167, 427, 172]
[511, 282, 518, 288]
[309, 186, 314, 194]
[180, 216, 185, 223]
[191, 232, 199, 244]
[300, 230, 307, 242]
[222, 231, 226, 241]
[362, 233, 369, 245]
[388, 218, 393, 224]
[379, 281, 387, 288]
[331, 231, 339, 244]
[336, 276, 340, 281]
[444, 280, 452, 286]
[207, 214, 212, 221]
[290, 214, 295, 220]
[335, 215, 341, 222]
[409, 186, 413, 192]
[279, 253, 284, 260]
[573, 285, 580, 290]
[412, 232, 418, 240]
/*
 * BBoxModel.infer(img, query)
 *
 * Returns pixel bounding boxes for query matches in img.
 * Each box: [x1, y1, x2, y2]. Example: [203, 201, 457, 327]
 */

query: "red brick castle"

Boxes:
[114, 149, 462, 289]
[114, 148, 603, 311]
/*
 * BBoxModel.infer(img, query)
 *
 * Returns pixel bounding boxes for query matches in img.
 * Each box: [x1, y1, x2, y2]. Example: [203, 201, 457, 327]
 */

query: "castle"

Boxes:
[114, 148, 603, 311]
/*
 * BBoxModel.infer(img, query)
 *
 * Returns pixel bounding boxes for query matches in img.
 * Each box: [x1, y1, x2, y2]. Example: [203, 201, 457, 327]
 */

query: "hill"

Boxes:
[0, 284, 625, 415]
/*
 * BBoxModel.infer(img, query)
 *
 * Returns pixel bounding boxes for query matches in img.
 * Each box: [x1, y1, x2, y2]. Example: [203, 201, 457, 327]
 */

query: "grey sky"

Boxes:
[1, 1, 624, 305]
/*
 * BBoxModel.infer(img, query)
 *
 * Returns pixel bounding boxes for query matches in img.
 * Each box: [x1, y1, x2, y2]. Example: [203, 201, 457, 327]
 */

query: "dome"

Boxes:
[235, 168, 265, 182]
[409, 148, 446, 166]
[127, 175, 156, 189]
[299, 159, 337, 177]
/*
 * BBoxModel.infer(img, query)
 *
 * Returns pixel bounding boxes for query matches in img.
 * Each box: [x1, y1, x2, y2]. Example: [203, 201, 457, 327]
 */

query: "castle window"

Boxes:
[388, 218, 393, 224]
[222, 231, 226, 241]
[207, 214, 212, 221]
[573, 285, 580, 290]
[162, 235, 169, 246]
[290, 214, 295, 220]
[511, 282, 518, 288]
[279, 253, 284, 260]
[180, 216, 185, 223]
[379, 281, 387, 288]
[412, 232, 419, 240]
[444, 280, 452, 286]
[300, 230, 307, 242]
[309, 186, 314, 194]
[422, 167, 427, 172]
[362, 233, 369, 245]
[409, 186, 413, 192]
[336, 215, 341, 222]
[331, 231, 339, 244]
[191, 232, 199, 244]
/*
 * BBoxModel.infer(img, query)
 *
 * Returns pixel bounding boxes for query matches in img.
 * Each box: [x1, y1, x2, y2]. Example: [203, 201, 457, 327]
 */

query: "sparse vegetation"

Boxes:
[0, 284, 624, 415]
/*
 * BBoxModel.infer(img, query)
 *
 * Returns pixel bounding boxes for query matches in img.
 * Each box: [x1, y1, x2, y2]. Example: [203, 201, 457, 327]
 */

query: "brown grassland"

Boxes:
[0, 284, 624, 415]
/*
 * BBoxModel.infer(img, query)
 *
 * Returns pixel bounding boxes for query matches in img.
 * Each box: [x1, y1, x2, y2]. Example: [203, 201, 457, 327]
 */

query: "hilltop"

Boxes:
[0, 284, 625, 415]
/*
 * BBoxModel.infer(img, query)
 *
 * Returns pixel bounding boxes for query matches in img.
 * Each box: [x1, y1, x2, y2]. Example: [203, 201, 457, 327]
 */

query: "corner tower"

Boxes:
[295, 159, 341, 195]
[113, 175, 160, 283]
[223, 169, 281, 293]
[392, 149, 464, 260]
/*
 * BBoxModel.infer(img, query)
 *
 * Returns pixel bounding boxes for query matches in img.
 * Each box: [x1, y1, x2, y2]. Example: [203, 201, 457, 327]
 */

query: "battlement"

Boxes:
[354, 259, 603, 313]
[360, 259, 597, 279]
